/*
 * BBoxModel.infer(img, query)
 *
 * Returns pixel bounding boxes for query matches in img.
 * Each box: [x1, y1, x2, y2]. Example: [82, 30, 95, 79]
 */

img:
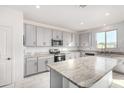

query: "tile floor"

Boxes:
[14, 71, 124, 88]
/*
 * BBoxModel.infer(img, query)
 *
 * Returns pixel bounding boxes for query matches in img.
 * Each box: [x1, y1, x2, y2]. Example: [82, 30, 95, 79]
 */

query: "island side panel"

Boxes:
[91, 71, 112, 88]
[50, 69, 63, 88]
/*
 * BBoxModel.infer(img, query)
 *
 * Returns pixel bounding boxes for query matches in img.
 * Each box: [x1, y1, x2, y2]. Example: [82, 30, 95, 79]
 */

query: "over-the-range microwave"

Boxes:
[51, 39, 63, 46]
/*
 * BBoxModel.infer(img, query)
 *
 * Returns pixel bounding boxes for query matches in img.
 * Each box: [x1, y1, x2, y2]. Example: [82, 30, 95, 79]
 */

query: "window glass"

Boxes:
[96, 32, 105, 48]
[106, 30, 117, 48]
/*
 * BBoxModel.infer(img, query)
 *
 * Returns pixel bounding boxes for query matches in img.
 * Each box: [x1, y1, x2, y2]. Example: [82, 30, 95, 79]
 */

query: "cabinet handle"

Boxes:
[6, 58, 11, 60]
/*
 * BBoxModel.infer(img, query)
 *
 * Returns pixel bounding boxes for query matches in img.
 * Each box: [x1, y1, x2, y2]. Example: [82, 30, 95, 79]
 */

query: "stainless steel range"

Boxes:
[49, 49, 65, 62]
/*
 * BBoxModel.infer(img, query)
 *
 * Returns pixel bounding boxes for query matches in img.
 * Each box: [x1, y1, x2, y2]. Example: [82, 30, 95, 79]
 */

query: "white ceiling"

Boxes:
[6, 5, 124, 31]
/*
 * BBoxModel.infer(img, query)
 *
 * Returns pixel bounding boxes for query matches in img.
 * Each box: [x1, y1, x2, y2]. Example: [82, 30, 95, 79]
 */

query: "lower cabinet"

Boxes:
[66, 53, 73, 60]
[25, 57, 38, 76]
[38, 58, 47, 72]
[25, 56, 54, 77]
[66, 52, 80, 60]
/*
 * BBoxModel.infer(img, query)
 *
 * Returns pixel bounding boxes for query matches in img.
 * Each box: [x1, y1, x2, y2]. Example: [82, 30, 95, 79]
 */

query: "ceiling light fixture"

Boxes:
[79, 5, 87, 8]
[105, 12, 110, 16]
[104, 24, 106, 26]
[80, 22, 84, 25]
[36, 5, 40, 9]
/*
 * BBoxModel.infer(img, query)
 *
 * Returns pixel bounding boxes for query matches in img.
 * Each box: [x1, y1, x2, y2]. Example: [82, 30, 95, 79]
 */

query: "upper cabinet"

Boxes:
[63, 32, 79, 47]
[75, 33, 79, 47]
[79, 32, 91, 47]
[52, 30, 63, 40]
[63, 32, 71, 46]
[24, 23, 79, 47]
[37, 27, 52, 47]
[24, 24, 37, 47]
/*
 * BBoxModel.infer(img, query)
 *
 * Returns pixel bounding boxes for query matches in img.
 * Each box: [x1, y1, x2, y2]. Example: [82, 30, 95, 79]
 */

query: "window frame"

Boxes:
[96, 29, 118, 49]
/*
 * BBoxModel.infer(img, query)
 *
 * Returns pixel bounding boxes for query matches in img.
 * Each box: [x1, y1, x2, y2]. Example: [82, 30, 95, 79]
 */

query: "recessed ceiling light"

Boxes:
[79, 5, 87, 8]
[104, 24, 106, 26]
[105, 12, 110, 16]
[80, 22, 84, 25]
[36, 5, 40, 9]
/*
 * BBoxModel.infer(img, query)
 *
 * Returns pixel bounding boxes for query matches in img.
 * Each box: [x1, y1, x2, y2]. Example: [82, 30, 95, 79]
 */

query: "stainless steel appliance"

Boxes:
[51, 39, 63, 46]
[54, 53, 65, 62]
[49, 49, 65, 62]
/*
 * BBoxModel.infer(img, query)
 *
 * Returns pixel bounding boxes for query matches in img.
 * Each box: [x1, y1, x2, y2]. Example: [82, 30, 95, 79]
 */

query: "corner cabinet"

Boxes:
[24, 24, 37, 47]
[37, 27, 52, 47]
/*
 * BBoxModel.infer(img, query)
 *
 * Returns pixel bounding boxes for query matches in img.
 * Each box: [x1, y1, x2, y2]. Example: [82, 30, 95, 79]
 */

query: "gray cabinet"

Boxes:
[24, 56, 54, 76]
[47, 57, 54, 70]
[75, 33, 79, 47]
[24, 24, 37, 47]
[63, 32, 78, 47]
[52, 30, 63, 40]
[71, 33, 75, 47]
[38, 58, 47, 72]
[38, 57, 54, 72]
[37, 27, 52, 46]
[63, 32, 71, 46]
[79, 32, 91, 47]
[25, 57, 37, 76]
[66, 53, 73, 60]
[66, 52, 80, 60]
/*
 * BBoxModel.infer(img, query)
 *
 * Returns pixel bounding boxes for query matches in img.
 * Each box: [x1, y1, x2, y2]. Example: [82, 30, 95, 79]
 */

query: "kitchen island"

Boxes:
[47, 56, 120, 88]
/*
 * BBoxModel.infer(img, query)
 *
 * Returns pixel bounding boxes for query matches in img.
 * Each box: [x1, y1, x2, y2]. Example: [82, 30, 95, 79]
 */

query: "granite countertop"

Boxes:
[48, 56, 120, 88]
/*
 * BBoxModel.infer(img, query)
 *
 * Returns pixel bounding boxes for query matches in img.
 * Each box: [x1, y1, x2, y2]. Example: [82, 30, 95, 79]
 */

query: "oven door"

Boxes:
[55, 55, 65, 62]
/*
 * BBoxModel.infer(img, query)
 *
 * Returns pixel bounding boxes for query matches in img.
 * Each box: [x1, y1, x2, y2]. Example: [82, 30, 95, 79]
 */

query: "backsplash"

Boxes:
[24, 47, 78, 54]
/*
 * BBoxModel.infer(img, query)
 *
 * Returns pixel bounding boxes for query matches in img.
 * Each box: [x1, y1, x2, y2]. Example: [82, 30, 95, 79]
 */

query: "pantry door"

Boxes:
[0, 26, 12, 87]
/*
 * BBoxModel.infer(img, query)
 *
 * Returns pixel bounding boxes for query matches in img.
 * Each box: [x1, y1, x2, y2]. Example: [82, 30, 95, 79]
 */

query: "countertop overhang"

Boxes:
[48, 56, 120, 88]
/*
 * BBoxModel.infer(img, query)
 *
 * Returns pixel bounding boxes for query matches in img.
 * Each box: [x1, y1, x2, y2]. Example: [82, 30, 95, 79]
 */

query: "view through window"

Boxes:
[96, 30, 117, 49]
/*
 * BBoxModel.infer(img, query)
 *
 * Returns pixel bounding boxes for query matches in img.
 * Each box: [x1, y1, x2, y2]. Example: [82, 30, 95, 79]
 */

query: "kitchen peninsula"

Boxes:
[48, 56, 120, 88]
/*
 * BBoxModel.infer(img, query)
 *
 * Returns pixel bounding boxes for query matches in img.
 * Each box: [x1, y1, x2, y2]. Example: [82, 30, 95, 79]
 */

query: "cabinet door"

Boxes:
[24, 24, 36, 46]
[71, 33, 75, 47]
[47, 57, 54, 70]
[79, 32, 91, 47]
[37, 27, 52, 46]
[63, 32, 71, 47]
[66, 53, 72, 60]
[45, 29, 52, 46]
[75, 33, 79, 46]
[53, 30, 63, 40]
[37, 27, 45, 46]
[25, 58, 37, 76]
[38, 58, 47, 72]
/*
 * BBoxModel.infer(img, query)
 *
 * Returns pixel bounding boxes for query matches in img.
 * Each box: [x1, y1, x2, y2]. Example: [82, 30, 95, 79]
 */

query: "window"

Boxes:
[96, 30, 117, 49]
[96, 32, 105, 48]
[106, 30, 117, 48]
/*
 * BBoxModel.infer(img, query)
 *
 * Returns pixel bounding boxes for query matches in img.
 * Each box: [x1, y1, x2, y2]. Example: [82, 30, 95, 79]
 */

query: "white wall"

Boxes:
[79, 21, 124, 52]
[0, 7, 24, 82]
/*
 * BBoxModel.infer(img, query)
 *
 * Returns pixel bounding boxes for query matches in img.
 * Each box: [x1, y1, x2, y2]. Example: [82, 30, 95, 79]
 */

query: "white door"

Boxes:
[0, 26, 12, 87]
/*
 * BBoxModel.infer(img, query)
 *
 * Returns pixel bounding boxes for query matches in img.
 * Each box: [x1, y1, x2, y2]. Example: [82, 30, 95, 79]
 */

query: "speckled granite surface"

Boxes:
[48, 56, 120, 88]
